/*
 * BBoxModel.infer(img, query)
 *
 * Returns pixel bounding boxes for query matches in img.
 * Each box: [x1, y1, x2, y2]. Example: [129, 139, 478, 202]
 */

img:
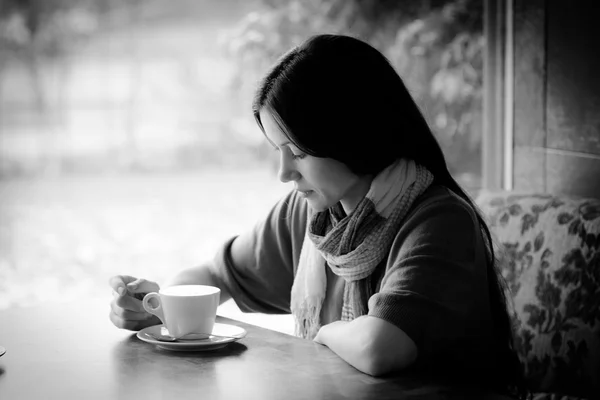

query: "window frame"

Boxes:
[483, 0, 514, 190]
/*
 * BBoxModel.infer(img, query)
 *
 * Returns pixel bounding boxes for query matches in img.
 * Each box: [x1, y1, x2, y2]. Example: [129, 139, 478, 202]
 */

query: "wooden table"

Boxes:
[0, 300, 510, 400]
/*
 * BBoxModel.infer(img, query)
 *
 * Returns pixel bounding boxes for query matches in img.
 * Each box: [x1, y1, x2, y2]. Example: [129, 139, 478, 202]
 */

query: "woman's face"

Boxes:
[260, 109, 372, 214]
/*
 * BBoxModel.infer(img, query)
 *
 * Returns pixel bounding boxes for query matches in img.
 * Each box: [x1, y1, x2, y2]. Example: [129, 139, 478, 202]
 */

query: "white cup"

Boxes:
[142, 285, 220, 339]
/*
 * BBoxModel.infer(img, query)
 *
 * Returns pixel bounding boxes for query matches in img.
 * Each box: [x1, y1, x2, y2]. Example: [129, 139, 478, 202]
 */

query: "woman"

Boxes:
[109, 34, 526, 398]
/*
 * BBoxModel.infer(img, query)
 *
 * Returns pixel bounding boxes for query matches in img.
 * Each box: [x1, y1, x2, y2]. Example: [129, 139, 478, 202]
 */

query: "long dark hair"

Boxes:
[253, 34, 527, 398]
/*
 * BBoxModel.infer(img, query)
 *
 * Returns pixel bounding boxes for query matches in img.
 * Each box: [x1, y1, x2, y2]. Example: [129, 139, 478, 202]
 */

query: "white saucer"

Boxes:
[137, 323, 247, 352]
[0, 346, 5, 357]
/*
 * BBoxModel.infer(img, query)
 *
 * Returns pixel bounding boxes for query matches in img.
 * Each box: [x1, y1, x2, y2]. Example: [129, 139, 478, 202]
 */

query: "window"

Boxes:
[0, 0, 488, 326]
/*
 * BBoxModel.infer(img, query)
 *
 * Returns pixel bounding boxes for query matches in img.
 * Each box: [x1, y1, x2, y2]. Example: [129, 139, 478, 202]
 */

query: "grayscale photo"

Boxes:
[1, 0, 599, 399]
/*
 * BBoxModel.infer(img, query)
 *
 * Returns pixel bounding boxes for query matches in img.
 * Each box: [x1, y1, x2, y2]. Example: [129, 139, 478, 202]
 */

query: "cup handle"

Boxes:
[142, 292, 165, 324]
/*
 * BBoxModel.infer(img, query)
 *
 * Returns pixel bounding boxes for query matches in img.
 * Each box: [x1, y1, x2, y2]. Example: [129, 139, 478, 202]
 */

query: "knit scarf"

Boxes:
[290, 158, 434, 339]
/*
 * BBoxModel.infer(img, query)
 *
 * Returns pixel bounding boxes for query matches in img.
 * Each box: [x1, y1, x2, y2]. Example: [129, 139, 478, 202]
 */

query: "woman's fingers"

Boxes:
[126, 278, 160, 294]
[108, 275, 138, 296]
[108, 275, 159, 301]
[108, 275, 161, 331]
[110, 296, 151, 320]
[109, 297, 161, 331]
[113, 293, 146, 312]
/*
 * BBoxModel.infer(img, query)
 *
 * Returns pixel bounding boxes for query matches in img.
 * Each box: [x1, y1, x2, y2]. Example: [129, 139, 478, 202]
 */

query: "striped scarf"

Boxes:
[290, 159, 434, 339]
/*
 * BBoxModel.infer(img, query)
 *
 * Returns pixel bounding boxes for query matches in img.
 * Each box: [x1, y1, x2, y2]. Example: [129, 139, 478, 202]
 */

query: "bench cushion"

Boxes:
[475, 191, 600, 398]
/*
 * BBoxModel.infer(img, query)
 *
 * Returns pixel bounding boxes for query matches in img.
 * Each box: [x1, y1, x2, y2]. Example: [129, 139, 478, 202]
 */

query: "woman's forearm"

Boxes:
[313, 315, 417, 376]
[313, 319, 375, 374]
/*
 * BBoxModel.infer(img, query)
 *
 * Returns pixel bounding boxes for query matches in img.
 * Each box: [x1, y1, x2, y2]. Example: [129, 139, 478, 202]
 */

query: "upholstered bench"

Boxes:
[475, 191, 600, 400]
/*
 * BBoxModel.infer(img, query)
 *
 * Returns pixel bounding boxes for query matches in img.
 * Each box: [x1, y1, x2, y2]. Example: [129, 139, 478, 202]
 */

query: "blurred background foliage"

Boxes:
[0, 0, 483, 186]
[225, 0, 484, 186]
[0, 0, 483, 319]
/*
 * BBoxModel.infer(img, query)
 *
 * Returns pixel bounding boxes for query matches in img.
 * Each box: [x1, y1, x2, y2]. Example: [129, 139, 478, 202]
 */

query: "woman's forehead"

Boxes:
[260, 109, 289, 145]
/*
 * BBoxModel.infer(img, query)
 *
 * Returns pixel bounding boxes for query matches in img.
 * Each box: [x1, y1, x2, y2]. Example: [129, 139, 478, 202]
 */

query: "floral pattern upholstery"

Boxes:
[475, 191, 600, 399]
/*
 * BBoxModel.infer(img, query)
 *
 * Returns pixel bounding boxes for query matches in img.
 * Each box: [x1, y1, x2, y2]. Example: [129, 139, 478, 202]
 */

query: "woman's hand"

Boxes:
[108, 275, 161, 331]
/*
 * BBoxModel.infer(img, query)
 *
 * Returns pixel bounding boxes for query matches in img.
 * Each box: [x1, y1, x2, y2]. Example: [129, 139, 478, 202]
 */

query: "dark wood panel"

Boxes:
[513, 146, 545, 192]
[513, 0, 546, 147]
[546, 151, 600, 199]
[546, 1, 600, 155]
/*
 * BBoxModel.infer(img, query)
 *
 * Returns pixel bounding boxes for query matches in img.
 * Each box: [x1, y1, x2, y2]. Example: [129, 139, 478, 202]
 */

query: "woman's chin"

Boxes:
[305, 197, 331, 212]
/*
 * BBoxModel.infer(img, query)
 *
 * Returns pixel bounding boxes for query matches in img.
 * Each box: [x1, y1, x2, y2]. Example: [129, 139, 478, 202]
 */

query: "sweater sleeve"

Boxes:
[209, 189, 308, 314]
[367, 190, 487, 356]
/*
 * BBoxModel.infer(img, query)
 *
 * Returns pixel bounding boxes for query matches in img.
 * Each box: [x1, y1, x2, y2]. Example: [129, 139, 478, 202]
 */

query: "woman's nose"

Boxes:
[278, 152, 300, 183]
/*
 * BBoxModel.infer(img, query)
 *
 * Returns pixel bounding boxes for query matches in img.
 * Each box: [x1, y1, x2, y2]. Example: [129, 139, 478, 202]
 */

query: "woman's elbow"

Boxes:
[360, 338, 418, 377]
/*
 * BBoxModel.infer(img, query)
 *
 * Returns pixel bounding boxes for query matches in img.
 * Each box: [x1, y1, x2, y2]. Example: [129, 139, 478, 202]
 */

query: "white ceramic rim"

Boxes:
[158, 284, 220, 297]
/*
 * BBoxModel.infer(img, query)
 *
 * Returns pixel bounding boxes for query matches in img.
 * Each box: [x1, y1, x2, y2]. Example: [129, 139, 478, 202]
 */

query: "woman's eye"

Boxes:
[274, 145, 305, 160]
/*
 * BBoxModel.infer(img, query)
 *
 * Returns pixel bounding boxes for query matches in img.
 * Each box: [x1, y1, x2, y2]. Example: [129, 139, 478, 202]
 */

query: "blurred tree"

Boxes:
[225, 0, 483, 186]
[0, 0, 149, 175]
[0, 0, 142, 109]
[0, 0, 483, 182]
